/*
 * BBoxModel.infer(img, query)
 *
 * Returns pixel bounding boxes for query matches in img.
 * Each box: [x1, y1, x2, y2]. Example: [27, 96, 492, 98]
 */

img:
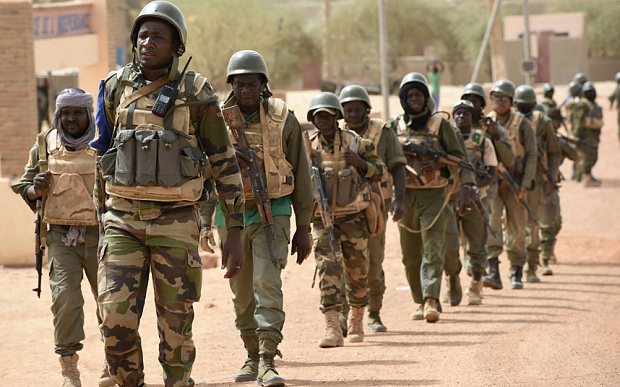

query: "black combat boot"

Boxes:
[510, 266, 524, 289]
[483, 258, 503, 290]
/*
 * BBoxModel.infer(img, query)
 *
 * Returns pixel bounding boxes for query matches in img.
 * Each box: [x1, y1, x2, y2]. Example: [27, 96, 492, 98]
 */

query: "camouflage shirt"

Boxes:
[91, 66, 245, 228]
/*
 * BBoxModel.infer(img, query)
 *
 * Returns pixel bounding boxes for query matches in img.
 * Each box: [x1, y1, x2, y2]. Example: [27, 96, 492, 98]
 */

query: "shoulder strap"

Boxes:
[332, 131, 341, 214]
[120, 76, 169, 109]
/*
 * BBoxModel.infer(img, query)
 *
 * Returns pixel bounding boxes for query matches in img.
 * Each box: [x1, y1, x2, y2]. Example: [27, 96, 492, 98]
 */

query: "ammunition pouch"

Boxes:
[322, 167, 365, 208]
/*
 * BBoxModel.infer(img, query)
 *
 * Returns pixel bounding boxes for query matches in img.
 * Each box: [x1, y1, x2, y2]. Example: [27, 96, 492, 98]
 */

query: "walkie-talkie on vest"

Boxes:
[152, 56, 192, 117]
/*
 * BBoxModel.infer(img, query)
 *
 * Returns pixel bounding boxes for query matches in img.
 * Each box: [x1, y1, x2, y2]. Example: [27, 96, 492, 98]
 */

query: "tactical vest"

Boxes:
[222, 97, 295, 200]
[309, 130, 371, 216]
[488, 109, 525, 158]
[565, 98, 577, 127]
[582, 99, 603, 130]
[357, 118, 393, 199]
[396, 114, 448, 189]
[463, 128, 487, 173]
[100, 66, 208, 202]
[42, 129, 98, 226]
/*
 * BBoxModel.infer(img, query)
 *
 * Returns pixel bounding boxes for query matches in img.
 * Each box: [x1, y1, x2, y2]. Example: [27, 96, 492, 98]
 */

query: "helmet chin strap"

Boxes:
[132, 48, 179, 81]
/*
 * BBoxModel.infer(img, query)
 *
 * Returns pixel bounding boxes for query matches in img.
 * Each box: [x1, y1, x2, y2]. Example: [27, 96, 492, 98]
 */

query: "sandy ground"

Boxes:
[1, 84, 620, 386]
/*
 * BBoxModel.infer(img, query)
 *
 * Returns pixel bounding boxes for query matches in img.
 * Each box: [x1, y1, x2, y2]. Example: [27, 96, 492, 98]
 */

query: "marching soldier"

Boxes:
[573, 82, 603, 187]
[513, 85, 562, 282]
[339, 85, 407, 332]
[540, 83, 557, 113]
[12, 88, 108, 387]
[608, 72, 620, 143]
[306, 92, 386, 347]
[444, 100, 497, 306]
[387, 73, 474, 322]
[212, 50, 313, 386]
[483, 80, 537, 290]
[89, 2, 245, 386]
[460, 82, 515, 290]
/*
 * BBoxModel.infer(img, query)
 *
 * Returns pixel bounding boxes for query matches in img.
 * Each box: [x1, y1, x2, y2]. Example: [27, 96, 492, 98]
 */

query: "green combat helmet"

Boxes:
[534, 103, 546, 113]
[226, 50, 269, 84]
[399, 72, 429, 94]
[461, 82, 487, 107]
[514, 85, 537, 104]
[581, 81, 596, 94]
[339, 85, 372, 109]
[573, 73, 588, 86]
[130, 1, 187, 57]
[490, 79, 515, 99]
[568, 81, 582, 96]
[307, 92, 344, 121]
[543, 83, 554, 93]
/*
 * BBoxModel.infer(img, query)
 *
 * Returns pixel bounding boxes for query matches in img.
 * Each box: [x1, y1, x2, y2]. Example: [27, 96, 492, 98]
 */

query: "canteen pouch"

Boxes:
[157, 130, 181, 187]
[114, 130, 136, 186]
[99, 148, 117, 181]
[134, 130, 158, 186]
[322, 167, 335, 206]
[336, 168, 356, 207]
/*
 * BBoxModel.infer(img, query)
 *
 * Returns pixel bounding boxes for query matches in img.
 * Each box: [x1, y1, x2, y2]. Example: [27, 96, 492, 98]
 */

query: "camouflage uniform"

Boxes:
[572, 97, 602, 176]
[343, 118, 406, 315]
[91, 66, 244, 387]
[12, 129, 101, 356]
[309, 129, 386, 312]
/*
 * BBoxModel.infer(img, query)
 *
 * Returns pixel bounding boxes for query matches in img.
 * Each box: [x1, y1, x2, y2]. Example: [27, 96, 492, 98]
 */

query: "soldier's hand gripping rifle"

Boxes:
[222, 106, 278, 269]
[557, 135, 598, 149]
[34, 200, 45, 298]
[497, 163, 538, 223]
[470, 187, 497, 238]
[302, 131, 342, 288]
[402, 142, 490, 182]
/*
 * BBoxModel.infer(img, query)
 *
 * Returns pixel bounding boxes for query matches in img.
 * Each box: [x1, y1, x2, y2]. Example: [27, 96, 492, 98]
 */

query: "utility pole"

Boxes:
[488, 0, 506, 81]
[523, 0, 532, 85]
[471, 0, 501, 83]
[378, 0, 389, 120]
[322, 0, 331, 81]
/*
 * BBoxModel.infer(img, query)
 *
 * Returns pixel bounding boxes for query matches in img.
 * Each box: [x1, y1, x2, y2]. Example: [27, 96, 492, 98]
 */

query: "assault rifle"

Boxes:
[558, 135, 597, 149]
[537, 149, 559, 192]
[34, 200, 44, 298]
[302, 131, 342, 288]
[470, 188, 497, 238]
[222, 106, 277, 269]
[497, 163, 538, 224]
[402, 142, 490, 182]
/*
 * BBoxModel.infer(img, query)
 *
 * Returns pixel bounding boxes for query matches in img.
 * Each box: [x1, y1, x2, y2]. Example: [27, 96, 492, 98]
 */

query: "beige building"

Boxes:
[0, 0, 116, 265]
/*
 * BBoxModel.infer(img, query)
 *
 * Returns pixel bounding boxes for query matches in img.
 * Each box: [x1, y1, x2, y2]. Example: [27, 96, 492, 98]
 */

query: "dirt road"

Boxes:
[1, 85, 619, 386]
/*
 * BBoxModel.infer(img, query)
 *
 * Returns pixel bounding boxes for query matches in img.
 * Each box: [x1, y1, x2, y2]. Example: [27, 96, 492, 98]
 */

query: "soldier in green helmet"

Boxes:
[608, 72, 620, 143]
[573, 82, 603, 187]
[306, 92, 386, 347]
[442, 99, 497, 306]
[513, 85, 562, 282]
[483, 79, 537, 290]
[201, 50, 313, 387]
[573, 73, 588, 87]
[387, 73, 475, 322]
[339, 85, 407, 332]
[89, 2, 246, 386]
[541, 83, 557, 114]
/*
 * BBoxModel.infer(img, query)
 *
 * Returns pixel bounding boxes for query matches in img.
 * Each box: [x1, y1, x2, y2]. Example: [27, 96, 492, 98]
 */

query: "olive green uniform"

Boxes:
[523, 111, 562, 268]
[210, 100, 313, 349]
[608, 85, 620, 141]
[486, 109, 537, 268]
[12, 132, 101, 356]
[572, 98, 602, 174]
[388, 115, 476, 304]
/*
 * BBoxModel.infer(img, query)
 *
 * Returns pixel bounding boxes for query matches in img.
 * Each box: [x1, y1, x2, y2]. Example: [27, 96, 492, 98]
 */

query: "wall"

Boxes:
[503, 12, 586, 40]
[549, 37, 587, 85]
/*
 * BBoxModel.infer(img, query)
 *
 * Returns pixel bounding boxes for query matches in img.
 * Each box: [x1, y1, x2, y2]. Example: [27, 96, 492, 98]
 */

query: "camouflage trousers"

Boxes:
[217, 215, 290, 347]
[487, 182, 527, 267]
[540, 190, 561, 253]
[525, 183, 545, 267]
[444, 200, 488, 277]
[98, 206, 202, 387]
[313, 211, 369, 312]
[47, 225, 101, 355]
[399, 187, 450, 304]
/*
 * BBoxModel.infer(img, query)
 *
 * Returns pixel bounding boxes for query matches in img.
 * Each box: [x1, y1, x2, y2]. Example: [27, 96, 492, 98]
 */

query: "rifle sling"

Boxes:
[398, 181, 454, 234]
[332, 131, 341, 214]
[36, 131, 48, 245]
[259, 102, 272, 194]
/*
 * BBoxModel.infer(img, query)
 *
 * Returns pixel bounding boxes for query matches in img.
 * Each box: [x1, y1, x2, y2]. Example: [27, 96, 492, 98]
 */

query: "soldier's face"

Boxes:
[463, 94, 483, 112]
[516, 103, 535, 115]
[406, 88, 425, 113]
[232, 74, 262, 112]
[454, 108, 472, 131]
[491, 95, 511, 115]
[313, 111, 336, 132]
[343, 101, 367, 125]
[60, 107, 89, 138]
[544, 90, 554, 99]
[136, 19, 179, 70]
[552, 119, 562, 130]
